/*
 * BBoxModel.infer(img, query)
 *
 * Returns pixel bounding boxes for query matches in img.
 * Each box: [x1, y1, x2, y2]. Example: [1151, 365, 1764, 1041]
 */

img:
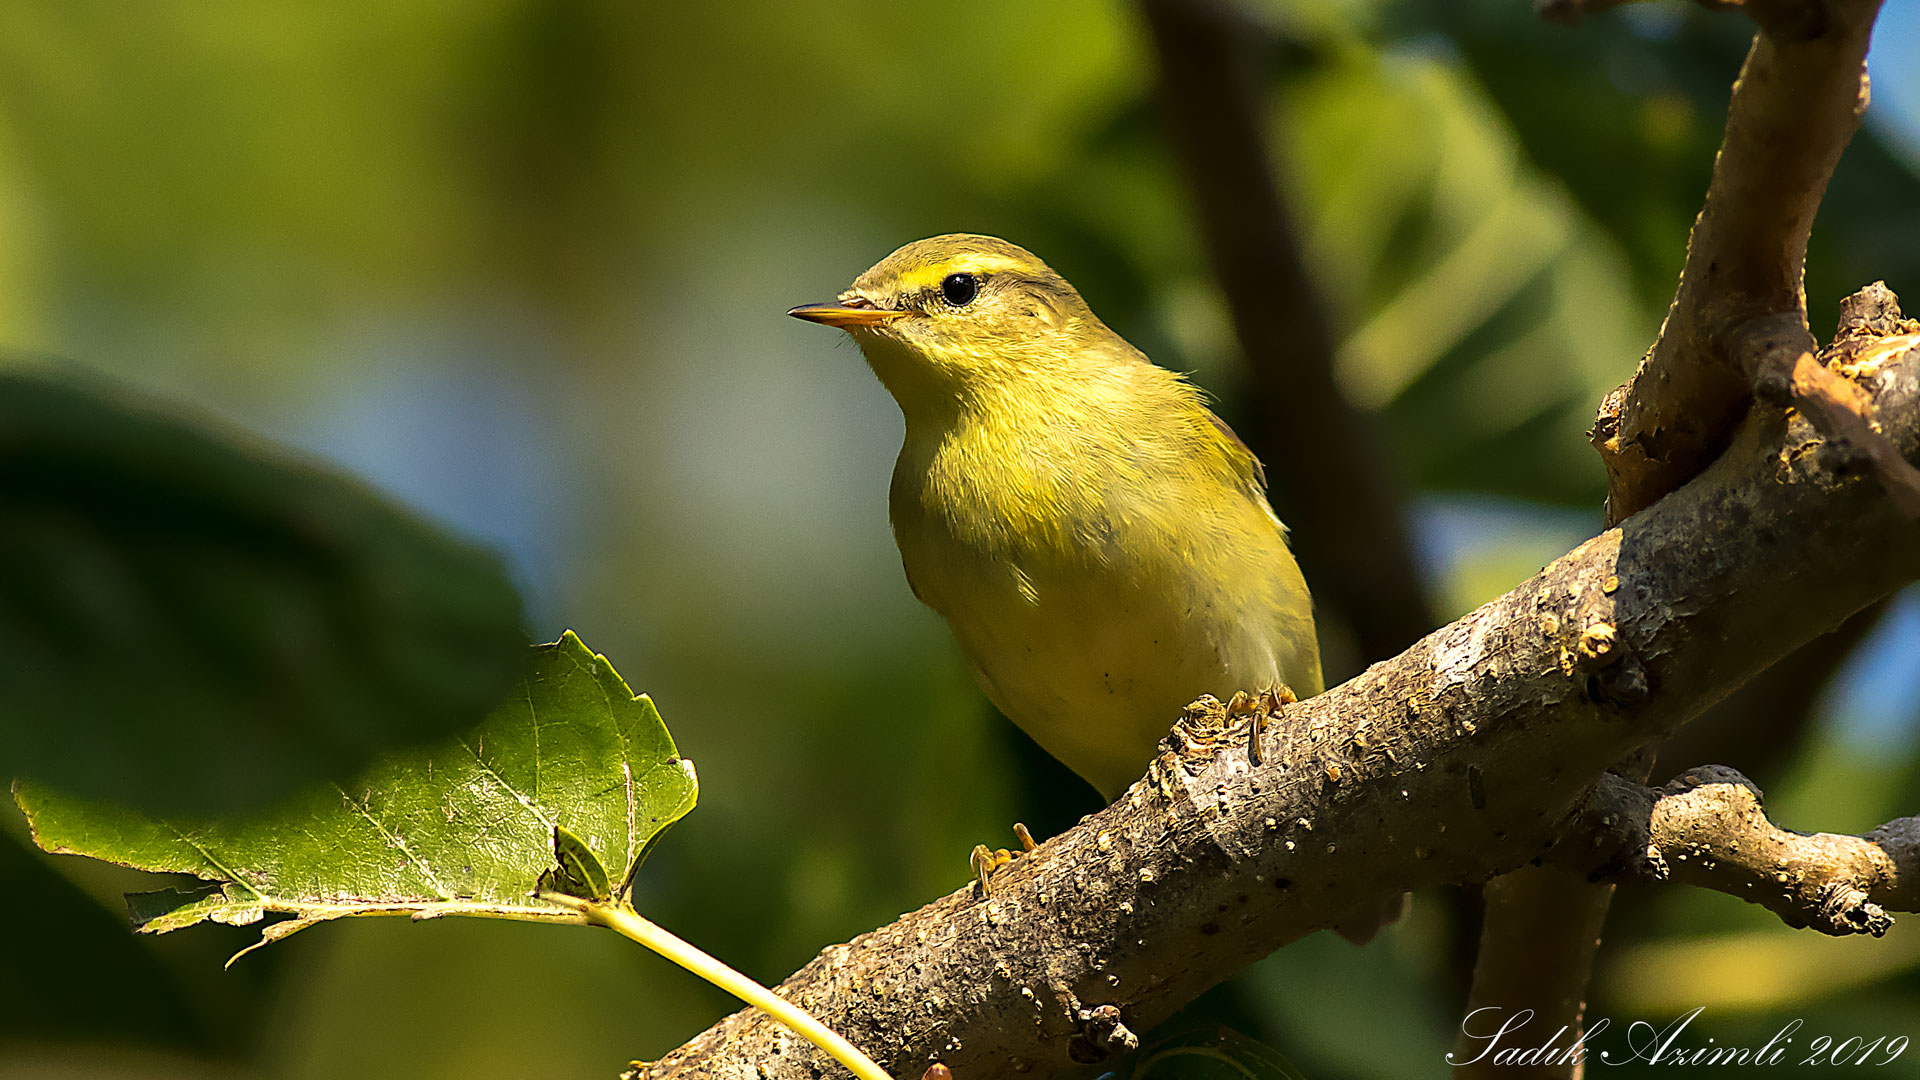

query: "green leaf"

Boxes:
[540, 824, 614, 904]
[0, 364, 527, 814]
[13, 632, 697, 962]
[1122, 1023, 1308, 1080]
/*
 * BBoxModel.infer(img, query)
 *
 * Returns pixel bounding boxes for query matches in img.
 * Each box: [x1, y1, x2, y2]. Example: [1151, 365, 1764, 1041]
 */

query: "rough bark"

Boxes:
[1484, 5, 1898, 1074]
[635, 331, 1920, 1080]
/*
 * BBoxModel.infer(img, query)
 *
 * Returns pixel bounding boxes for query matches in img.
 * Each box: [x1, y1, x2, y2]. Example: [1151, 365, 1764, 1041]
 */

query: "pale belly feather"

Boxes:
[899, 523, 1314, 799]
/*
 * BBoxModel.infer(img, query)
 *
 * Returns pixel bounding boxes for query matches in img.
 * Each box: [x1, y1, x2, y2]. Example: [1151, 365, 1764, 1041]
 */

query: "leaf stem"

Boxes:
[536, 890, 895, 1080]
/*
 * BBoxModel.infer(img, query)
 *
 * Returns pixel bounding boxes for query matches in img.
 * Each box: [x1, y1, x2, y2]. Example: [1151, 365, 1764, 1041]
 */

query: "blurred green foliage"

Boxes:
[2, 1, 1919, 1078]
[0, 367, 527, 814]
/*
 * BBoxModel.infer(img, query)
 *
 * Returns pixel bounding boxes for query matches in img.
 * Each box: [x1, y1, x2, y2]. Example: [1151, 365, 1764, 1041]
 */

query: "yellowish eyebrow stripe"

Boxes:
[892, 255, 1033, 294]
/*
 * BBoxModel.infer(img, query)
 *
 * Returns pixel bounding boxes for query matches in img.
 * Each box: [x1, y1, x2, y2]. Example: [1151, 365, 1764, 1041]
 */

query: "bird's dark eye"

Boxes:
[941, 273, 979, 307]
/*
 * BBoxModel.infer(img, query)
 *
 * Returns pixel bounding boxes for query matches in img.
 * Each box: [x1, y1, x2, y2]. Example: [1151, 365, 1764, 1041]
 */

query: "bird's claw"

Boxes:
[1235, 683, 1296, 766]
[971, 822, 1037, 897]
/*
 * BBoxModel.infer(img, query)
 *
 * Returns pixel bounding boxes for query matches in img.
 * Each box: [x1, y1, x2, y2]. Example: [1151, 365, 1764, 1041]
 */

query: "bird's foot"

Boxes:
[1230, 684, 1297, 766]
[970, 822, 1036, 897]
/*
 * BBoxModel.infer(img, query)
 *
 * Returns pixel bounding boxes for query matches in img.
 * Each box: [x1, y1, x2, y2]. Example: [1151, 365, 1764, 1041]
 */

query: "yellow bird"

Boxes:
[791, 234, 1322, 803]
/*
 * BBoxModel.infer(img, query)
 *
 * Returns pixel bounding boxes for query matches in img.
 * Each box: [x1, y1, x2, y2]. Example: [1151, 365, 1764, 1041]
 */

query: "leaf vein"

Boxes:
[166, 824, 263, 903]
[458, 737, 557, 833]
[332, 784, 453, 899]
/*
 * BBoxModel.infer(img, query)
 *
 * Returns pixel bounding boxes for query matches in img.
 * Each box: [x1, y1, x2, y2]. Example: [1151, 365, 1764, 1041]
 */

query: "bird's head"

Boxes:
[789, 234, 1128, 414]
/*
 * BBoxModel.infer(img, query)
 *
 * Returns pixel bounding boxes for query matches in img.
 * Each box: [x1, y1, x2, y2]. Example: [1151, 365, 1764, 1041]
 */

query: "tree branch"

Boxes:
[636, 329, 1920, 1080]
[1494, 5, 1895, 1074]
[1563, 768, 1920, 936]
[1452, 745, 1656, 1080]
[1454, 867, 1619, 1080]
[1591, 0, 1888, 526]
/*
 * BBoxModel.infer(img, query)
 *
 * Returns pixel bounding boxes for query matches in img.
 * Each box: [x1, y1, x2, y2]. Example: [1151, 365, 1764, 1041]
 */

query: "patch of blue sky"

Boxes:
[1821, 584, 1920, 756]
[274, 312, 578, 631]
[1866, 2, 1920, 167]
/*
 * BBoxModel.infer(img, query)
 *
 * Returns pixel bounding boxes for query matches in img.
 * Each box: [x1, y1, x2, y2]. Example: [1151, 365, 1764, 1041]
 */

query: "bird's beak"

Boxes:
[787, 301, 908, 329]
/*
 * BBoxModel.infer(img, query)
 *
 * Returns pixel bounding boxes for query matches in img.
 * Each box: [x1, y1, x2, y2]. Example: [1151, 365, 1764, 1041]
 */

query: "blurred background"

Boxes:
[3, 0, 1920, 1077]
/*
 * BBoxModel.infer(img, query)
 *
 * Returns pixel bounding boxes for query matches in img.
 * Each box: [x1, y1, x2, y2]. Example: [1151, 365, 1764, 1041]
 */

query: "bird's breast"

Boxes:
[888, 437, 1317, 796]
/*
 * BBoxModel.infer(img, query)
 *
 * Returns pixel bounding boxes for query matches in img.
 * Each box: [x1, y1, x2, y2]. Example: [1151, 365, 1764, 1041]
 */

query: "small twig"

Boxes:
[1593, 0, 1885, 524]
[534, 890, 896, 1080]
[1560, 769, 1920, 936]
[1732, 312, 1920, 516]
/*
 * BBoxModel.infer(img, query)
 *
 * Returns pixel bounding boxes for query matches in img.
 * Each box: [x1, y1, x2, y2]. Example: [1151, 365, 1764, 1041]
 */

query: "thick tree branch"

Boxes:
[1454, 867, 1618, 1080]
[1139, 0, 1436, 665]
[1506, 6, 1894, 1075]
[1461, 533, 1889, 1080]
[1651, 285, 1911, 799]
[1734, 313, 1920, 515]
[637, 330, 1920, 1080]
[1592, 0, 1887, 525]
[1564, 768, 1920, 936]
[1485, 601, 1876, 1080]
[1452, 745, 1657, 1080]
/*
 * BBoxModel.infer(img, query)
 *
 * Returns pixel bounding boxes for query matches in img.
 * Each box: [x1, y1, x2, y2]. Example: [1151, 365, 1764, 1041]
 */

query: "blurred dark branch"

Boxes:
[1534, 0, 1738, 26]
[635, 328, 1920, 1080]
[1652, 598, 1880, 785]
[1561, 768, 1920, 936]
[1592, 0, 1891, 526]
[1533, 0, 1633, 23]
[1453, 868, 1619, 1080]
[1138, 0, 1436, 666]
[1453, 744, 1655, 1080]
